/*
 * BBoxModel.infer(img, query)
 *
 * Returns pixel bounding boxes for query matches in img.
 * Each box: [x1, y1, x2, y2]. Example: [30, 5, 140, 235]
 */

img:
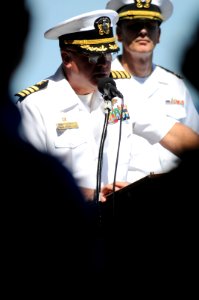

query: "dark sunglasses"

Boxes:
[125, 20, 160, 31]
[66, 50, 114, 64]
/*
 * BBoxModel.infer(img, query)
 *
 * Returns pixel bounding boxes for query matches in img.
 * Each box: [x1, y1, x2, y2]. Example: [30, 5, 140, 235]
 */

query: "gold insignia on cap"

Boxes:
[135, 0, 152, 9]
[110, 70, 131, 79]
[95, 16, 111, 36]
[68, 37, 116, 46]
[61, 12, 119, 53]
[80, 43, 118, 52]
[15, 80, 49, 101]
[118, 0, 163, 22]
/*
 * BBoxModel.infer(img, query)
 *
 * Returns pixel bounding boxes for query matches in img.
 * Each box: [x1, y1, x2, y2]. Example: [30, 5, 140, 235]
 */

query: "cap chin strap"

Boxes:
[64, 36, 116, 45]
[119, 10, 163, 22]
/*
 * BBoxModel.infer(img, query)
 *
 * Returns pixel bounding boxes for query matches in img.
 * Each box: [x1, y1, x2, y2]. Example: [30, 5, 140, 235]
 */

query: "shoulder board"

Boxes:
[110, 70, 131, 79]
[158, 65, 183, 79]
[15, 80, 49, 101]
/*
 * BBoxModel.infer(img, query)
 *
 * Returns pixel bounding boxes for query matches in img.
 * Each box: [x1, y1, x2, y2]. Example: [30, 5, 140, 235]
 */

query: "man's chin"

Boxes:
[93, 76, 108, 87]
[95, 73, 110, 80]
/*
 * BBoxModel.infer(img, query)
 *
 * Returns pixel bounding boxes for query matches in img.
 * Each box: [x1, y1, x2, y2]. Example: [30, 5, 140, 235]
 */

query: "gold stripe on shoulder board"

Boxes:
[110, 70, 131, 79]
[15, 80, 49, 101]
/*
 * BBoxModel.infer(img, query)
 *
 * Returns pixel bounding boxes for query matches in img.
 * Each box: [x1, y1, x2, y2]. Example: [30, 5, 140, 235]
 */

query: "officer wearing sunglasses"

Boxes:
[15, 9, 133, 201]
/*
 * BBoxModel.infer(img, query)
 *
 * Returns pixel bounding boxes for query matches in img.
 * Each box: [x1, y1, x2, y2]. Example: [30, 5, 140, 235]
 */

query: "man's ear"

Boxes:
[61, 50, 71, 64]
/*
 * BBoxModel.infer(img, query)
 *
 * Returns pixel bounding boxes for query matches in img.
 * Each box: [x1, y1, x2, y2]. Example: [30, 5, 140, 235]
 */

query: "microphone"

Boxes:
[97, 77, 123, 100]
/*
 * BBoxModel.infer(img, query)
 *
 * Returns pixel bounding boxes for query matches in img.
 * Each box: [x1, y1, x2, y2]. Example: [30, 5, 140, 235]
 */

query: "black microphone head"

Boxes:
[97, 77, 116, 94]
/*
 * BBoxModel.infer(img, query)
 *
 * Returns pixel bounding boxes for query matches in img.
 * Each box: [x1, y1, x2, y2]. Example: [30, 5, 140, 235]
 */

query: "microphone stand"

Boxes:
[95, 98, 111, 206]
[95, 79, 124, 220]
[111, 98, 124, 213]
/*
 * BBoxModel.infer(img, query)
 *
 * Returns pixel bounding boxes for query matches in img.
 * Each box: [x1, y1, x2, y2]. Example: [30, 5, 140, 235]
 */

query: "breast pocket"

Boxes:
[54, 129, 87, 149]
[53, 129, 90, 174]
[165, 103, 186, 120]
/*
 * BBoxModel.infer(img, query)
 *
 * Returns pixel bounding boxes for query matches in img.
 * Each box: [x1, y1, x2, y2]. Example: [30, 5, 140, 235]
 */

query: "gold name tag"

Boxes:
[57, 122, 79, 130]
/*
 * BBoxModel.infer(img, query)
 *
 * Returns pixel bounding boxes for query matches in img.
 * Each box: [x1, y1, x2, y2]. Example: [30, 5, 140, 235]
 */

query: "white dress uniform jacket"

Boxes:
[111, 57, 199, 183]
[16, 65, 132, 189]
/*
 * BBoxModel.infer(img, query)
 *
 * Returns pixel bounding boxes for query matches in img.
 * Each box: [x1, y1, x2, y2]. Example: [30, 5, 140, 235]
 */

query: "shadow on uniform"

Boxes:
[181, 21, 199, 94]
[1, 1, 101, 295]
[2, 1, 198, 296]
[99, 21, 199, 295]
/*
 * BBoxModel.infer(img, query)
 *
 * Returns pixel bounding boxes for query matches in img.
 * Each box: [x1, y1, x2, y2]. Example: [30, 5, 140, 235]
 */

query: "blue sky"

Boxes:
[11, 0, 199, 111]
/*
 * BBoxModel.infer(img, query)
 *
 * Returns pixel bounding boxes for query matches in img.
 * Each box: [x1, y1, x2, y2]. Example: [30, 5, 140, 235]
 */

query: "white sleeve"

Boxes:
[181, 84, 199, 133]
[17, 98, 47, 152]
[132, 105, 177, 144]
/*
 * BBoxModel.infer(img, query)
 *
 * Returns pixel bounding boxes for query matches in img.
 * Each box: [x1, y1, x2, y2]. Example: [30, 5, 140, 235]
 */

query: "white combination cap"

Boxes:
[106, 0, 173, 23]
[44, 9, 119, 53]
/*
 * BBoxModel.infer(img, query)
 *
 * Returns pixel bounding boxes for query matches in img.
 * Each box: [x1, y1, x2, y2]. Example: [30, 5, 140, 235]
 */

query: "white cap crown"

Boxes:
[106, 0, 173, 22]
[44, 9, 120, 54]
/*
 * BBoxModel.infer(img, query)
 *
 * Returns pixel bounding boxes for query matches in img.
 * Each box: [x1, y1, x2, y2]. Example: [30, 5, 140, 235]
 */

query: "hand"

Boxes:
[80, 187, 95, 202]
[100, 181, 129, 202]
